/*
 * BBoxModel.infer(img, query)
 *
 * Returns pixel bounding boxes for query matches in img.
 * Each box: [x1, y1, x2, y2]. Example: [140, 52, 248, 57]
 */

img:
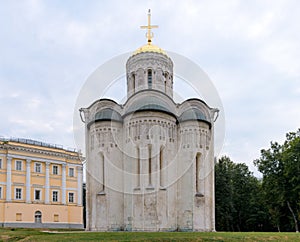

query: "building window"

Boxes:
[15, 188, 22, 200]
[0, 158, 2, 169]
[35, 163, 42, 173]
[15, 160, 22, 171]
[132, 73, 136, 93]
[35, 190, 41, 201]
[0, 186, 2, 199]
[16, 213, 22, 221]
[148, 69, 152, 88]
[52, 191, 58, 202]
[54, 214, 59, 222]
[35, 211, 42, 223]
[53, 165, 58, 175]
[69, 167, 74, 177]
[68, 192, 74, 203]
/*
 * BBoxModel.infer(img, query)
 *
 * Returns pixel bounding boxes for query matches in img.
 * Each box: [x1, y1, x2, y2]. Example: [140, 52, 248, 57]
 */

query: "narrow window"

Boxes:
[35, 190, 41, 201]
[148, 70, 152, 89]
[16, 160, 22, 171]
[16, 213, 22, 221]
[68, 192, 74, 203]
[15, 188, 22, 200]
[137, 147, 140, 188]
[159, 147, 164, 187]
[132, 73, 136, 93]
[53, 165, 58, 175]
[99, 153, 105, 192]
[148, 145, 152, 186]
[196, 153, 202, 195]
[52, 191, 58, 202]
[69, 167, 74, 177]
[35, 163, 41, 173]
[54, 214, 59, 222]
[0, 186, 2, 199]
[0, 158, 2, 169]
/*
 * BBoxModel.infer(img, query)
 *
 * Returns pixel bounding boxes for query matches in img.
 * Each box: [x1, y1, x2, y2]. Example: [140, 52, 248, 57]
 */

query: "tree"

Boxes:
[254, 129, 300, 232]
[215, 156, 269, 231]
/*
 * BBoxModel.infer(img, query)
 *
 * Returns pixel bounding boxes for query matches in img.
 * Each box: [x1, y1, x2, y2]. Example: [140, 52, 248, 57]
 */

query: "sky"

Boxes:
[0, 0, 299, 176]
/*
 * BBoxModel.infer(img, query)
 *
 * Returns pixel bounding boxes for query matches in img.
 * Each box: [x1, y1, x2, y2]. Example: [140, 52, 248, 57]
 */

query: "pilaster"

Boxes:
[26, 159, 31, 203]
[45, 162, 50, 203]
[6, 156, 12, 201]
[77, 166, 83, 206]
[62, 163, 66, 204]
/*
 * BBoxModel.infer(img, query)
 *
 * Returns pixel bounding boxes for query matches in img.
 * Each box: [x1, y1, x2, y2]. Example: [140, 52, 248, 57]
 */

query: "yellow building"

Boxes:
[0, 138, 83, 229]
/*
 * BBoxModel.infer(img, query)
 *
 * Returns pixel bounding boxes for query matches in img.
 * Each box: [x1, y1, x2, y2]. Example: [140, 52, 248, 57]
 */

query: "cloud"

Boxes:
[0, 0, 299, 175]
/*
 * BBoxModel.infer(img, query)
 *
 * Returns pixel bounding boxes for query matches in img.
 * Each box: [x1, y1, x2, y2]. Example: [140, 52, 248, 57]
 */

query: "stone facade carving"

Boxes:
[82, 50, 218, 231]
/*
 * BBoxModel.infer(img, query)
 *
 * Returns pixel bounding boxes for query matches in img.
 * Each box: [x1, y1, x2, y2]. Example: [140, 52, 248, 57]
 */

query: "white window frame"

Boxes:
[52, 165, 59, 175]
[15, 160, 22, 171]
[15, 188, 22, 200]
[68, 192, 74, 203]
[34, 162, 42, 173]
[34, 189, 41, 201]
[52, 190, 59, 202]
[69, 167, 74, 177]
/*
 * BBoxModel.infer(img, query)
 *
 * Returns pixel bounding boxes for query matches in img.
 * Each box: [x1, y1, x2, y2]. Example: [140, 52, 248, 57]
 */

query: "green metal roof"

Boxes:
[88, 108, 123, 127]
[125, 96, 175, 116]
[178, 108, 210, 125]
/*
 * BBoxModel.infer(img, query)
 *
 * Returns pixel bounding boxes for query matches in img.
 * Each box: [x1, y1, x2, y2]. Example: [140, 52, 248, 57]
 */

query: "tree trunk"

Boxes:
[287, 201, 299, 233]
[277, 224, 280, 232]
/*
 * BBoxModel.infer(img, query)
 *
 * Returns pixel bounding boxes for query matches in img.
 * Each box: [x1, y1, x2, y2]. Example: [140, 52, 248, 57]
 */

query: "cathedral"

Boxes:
[81, 10, 218, 231]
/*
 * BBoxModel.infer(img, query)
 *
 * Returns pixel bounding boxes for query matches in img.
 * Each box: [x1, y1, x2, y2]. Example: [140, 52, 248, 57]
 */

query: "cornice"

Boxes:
[0, 144, 82, 163]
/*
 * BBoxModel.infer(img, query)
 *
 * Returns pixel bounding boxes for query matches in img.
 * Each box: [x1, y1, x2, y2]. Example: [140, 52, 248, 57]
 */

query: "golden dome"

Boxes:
[133, 10, 166, 56]
[133, 43, 166, 55]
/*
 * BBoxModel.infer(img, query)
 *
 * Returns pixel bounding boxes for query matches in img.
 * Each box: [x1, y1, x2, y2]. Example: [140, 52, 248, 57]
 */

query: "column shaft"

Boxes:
[45, 162, 50, 203]
[6, 156, 12, 201]
[77, 166, 83, 206]
[26, 159, 31, 203]
[62, 163, 66, 204]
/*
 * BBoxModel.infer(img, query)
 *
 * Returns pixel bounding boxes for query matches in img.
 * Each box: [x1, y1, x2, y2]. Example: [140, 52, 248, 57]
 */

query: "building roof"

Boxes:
[178, 108, 211, 126]
[88, 108, 123, 127]
[133, 43, 166, 55]
[124, 96, 175, 117]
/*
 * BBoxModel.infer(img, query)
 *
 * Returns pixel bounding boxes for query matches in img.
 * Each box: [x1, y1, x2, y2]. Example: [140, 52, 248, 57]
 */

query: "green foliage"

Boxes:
[215, 157, 270, 232]
[254, 129, 300, 232]
[215, 129, 300, 232]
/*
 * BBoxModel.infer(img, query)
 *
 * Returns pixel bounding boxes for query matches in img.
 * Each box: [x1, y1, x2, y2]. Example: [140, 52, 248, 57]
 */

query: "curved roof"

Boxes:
[178, 108, 211, 125]
[124, 96, 175, 117]
[133, 43, 166, 56]
[88, 108, 123, 127]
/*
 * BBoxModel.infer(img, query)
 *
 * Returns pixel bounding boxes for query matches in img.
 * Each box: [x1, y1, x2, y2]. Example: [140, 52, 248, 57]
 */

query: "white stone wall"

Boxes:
[83, 51, 217, 232]
[126, 52, 174, 99]
[123, 111, 177, 231]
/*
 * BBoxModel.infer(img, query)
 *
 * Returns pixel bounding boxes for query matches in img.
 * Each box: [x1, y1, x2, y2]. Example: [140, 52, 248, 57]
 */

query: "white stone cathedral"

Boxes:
[81, 11, 218, 232]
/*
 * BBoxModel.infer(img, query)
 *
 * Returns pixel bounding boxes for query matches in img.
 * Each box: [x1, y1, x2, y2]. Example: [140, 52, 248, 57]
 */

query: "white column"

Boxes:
[45, 162, 50, 203]
[6, 156, 12, 201]
[26, 159, 31, 203]
[77, 166, 83, 206]
[62, 163, 66, 204]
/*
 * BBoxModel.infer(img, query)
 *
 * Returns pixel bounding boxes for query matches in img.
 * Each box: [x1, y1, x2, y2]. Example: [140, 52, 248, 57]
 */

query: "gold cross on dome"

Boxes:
[140, 9, 158, 44]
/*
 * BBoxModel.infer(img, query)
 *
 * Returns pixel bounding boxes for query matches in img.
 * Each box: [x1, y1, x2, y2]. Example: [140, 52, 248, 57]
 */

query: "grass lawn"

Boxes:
[0, 228, 299, 241]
